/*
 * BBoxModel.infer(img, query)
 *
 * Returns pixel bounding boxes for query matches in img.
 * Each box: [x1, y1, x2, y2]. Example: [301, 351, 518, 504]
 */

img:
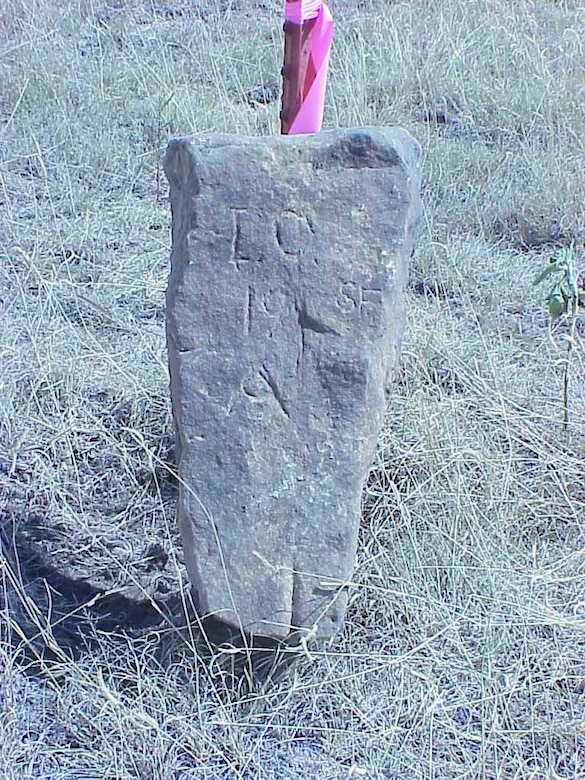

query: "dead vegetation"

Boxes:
[1, 0, 584, 777]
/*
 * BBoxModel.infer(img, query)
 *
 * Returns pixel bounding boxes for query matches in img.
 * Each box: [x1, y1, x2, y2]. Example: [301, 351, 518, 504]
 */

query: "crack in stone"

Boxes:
[291, 567, 300, 631]
[297, 327, 306, 375]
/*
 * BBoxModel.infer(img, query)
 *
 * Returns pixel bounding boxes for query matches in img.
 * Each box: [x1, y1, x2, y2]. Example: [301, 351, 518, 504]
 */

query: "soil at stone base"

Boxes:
[1, 391, 187, 641]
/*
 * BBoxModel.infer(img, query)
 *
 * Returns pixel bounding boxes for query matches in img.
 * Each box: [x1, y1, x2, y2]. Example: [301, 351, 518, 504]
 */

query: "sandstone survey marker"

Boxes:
[165, 128, 421, 640]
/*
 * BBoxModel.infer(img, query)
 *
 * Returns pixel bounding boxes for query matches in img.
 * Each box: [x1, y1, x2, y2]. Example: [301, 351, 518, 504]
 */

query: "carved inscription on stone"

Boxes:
[337, 282, 385, 327]
[165, 127, 422, 640]
[230, 209, 253, 270]
[275, 211, 314, 256]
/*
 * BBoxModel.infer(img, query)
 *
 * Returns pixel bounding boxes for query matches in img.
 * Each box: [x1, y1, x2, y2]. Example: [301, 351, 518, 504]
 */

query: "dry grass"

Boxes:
[1, 0, 584, 777]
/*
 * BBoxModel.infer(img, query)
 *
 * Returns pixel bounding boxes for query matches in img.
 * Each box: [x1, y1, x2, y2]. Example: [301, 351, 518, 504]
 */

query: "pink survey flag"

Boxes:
[281, 0, 334, 135]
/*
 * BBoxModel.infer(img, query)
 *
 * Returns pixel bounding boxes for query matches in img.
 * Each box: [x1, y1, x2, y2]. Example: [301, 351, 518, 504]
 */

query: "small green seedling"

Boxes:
[533, 244, 583, 433]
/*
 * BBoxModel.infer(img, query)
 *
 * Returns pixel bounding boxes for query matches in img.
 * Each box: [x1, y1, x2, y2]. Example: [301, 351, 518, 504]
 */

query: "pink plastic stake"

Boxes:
[281, 0, 334, 135]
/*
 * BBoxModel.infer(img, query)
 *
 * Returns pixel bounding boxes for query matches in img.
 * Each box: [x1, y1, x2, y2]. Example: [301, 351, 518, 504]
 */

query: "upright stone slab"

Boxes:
[164, 127, 421, 640]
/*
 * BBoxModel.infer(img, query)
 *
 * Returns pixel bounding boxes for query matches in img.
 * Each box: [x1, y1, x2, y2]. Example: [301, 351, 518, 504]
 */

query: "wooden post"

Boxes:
[281, 14, 319, 135]
[280, 1, 334, 135]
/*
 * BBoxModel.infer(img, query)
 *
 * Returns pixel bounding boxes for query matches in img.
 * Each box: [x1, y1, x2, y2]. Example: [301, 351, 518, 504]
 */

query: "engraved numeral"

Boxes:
[244, 286, 253, 335]
[361, 288, 383, 311]
[337, 283, 383, 318]
[230, 209, 251, 270]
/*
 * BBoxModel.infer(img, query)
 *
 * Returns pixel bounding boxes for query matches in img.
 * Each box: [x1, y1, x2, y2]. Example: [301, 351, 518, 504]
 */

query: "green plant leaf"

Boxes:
[533, 266, 555, 286]
[533, 258, 562, 286]
[548, 284, 568, 320]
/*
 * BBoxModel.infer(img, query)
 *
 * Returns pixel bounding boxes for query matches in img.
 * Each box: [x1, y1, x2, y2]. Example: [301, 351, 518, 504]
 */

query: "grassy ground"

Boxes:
[1, 0, 584, 777]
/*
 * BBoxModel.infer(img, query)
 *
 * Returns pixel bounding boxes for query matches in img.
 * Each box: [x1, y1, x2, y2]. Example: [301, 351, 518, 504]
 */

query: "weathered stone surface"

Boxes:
[164, 127, 421, 640]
